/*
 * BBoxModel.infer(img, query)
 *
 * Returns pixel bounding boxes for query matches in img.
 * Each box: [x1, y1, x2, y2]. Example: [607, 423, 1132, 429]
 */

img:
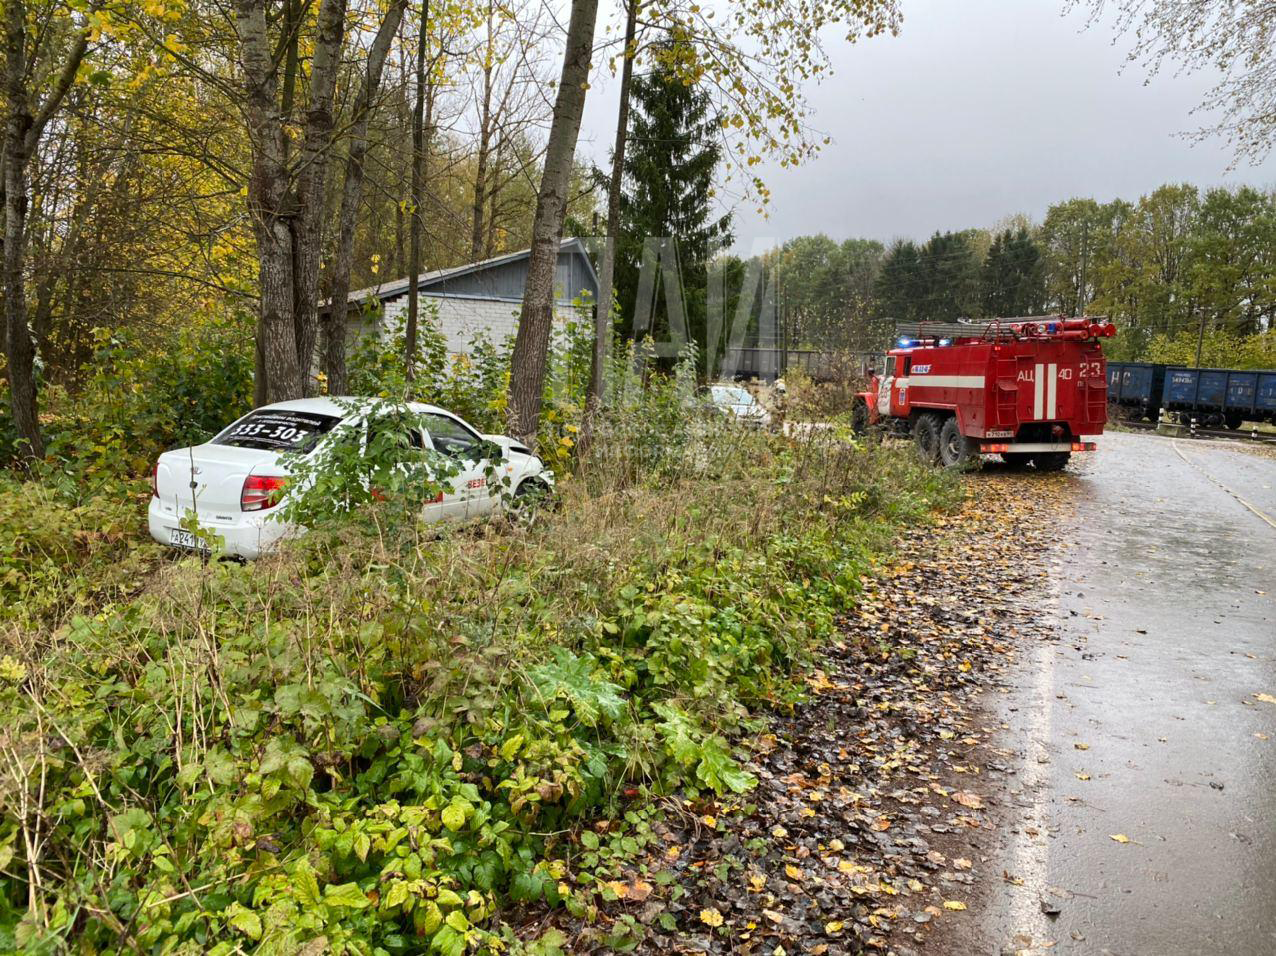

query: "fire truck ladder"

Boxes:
[896, 316, 1116, 343]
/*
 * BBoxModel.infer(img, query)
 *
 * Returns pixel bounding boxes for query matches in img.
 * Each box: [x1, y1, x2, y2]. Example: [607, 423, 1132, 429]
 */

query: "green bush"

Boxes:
[1144, 327, 1276, 370]
[0, 473, 161, 628]
[41, 314, 254, 482]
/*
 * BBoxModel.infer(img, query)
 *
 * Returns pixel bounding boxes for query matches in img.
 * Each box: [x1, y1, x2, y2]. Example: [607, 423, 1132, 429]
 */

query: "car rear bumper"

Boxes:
[147, 497, 291, 559]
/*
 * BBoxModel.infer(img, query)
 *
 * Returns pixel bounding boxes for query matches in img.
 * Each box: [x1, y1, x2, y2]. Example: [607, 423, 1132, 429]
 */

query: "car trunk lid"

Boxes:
[155, 445, 288, 523]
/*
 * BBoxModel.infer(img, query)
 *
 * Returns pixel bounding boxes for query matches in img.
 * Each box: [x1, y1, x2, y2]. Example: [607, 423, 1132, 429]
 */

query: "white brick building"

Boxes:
[344, 239, 598, 359]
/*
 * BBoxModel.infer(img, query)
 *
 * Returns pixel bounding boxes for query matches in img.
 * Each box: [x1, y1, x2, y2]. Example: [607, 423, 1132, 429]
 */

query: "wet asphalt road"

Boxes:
[981, 432, 1276, 955]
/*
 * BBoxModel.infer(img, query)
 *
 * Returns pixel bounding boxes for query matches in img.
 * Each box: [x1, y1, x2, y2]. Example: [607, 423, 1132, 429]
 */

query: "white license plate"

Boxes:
[168, 527, 209, 551]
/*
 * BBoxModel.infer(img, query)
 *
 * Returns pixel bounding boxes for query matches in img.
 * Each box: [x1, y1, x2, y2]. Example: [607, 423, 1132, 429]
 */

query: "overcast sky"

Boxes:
[575, 0, 1276, 252]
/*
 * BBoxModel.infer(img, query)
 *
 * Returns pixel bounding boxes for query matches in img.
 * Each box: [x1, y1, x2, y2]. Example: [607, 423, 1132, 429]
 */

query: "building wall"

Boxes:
[373, 295, 587, 358]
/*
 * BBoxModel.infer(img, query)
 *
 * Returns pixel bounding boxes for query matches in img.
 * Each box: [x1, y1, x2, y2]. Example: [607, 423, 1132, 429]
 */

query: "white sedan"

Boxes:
[702, 384, 772, 428]
[148, 397, 552, 558]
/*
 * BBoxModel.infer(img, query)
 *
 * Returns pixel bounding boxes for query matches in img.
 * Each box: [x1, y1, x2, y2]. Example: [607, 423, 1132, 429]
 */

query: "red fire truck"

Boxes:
[851, 316, 1117, 470]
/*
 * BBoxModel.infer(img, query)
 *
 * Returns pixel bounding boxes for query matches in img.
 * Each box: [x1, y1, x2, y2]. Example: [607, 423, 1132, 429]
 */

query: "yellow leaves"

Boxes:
[953, 858, 973, 870]
[699, 907, 724, 928]
[1110, 833, 1131, 844]
[1255, 732, 1270, 741]
[0, 656, 27, 683]
[824, 920, 844, 934]
[1254, 693, 1276, 705]
[1075, 772, 1091, 781]
[1073, 742, 1090, 750]
[942, 900, 967, 911]
[762, 908, 785, 924]
[870, 815, 891, 831]
[784, 864, 804, 882]
[700, 814, 717, 829]
[748, 872, 767, 892]
[827, 838, 844, 853]
[951, 790, 983, 809]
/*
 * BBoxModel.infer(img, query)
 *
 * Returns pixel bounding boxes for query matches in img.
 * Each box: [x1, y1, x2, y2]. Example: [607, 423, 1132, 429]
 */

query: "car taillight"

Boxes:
[241, 474, 287, 512]
[151, 461, 159, 499]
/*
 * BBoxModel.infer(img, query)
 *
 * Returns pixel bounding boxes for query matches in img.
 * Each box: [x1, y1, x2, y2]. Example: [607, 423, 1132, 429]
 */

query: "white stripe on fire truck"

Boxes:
[1047, 363, 1058, 418]
[893, 375, 985, 389]
[1033, 364, 1044, 419]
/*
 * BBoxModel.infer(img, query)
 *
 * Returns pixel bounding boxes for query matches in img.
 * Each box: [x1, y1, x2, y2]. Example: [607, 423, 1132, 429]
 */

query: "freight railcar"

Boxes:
[1106, 363, 1276, 428]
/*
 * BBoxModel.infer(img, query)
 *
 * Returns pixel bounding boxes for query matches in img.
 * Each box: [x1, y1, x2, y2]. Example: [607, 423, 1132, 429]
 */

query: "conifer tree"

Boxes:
[615, 42, 732, 375]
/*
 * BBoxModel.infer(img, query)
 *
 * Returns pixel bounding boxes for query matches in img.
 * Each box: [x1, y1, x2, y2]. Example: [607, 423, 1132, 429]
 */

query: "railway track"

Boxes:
[1121, 418, 1276, 446]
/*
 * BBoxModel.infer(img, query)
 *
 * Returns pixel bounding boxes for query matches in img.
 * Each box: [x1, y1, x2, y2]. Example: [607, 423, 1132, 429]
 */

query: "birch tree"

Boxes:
[3, 0, 97, 459]
[321, 0, 410, 394]
[1070, 0, 1276, 162]
[506, 0, 598, 441]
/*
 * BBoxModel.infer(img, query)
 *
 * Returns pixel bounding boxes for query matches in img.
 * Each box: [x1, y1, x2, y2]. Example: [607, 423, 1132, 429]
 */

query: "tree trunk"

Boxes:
[292, 0, 348, 392]
[586, 0, 637, 410]
[324, 0, 408, 394]
[236, 0, 302, 404]
[3, 0, 89, 459]
[469, 6, 495, 261]
[405, 0, 430, 381]
[506, 0, 599, 441]
[3, 141, 41, 459]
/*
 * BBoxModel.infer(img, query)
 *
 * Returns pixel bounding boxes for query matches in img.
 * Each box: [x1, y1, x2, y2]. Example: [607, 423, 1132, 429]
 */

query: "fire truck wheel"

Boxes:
[938, 416, 977, 468]
[1032, 452, 1071, 472]
[914, 414, 942, 464]
[851, 399, 869, 435]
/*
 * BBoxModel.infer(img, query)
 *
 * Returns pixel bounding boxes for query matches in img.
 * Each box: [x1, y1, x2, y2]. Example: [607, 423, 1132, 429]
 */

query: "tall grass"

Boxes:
[0, 372, 957, 953]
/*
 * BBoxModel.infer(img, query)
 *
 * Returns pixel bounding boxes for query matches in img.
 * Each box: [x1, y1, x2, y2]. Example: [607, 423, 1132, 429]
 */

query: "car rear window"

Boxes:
[212, 409, 341, 452]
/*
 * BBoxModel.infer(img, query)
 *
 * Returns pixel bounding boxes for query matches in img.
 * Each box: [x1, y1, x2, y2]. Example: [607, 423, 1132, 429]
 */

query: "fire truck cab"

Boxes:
[853, 316, 1117, 470]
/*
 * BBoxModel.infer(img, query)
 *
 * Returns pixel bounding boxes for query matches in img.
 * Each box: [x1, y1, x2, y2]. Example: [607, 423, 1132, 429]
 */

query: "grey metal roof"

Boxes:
[346, 237, 598, 309]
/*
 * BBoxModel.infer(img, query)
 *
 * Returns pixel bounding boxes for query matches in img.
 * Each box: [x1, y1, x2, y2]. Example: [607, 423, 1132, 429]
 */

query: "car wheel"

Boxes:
[851, 399, 869, 435]
[512, 478, 553, 516]
[938, 415, 978, 468]
[914, 414, 942, 464]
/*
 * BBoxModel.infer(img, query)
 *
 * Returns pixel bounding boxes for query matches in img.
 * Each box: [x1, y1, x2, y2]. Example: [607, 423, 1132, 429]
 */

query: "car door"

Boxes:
[365, 414, 453, 521]
[877, 356, 896, 415]
[421, 412, 498, 518]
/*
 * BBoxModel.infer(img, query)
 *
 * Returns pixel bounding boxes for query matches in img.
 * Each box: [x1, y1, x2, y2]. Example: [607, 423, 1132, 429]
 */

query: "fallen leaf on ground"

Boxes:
[952, 791, 983, 809]
[1109, 834, 1130, 844]
[699, 907, 724, 927]
[1075, 772, 1091, 781]
[1073, 743, 1089, 751]
[1255, 693, 1276, 705]
[942, 900, 967, 911]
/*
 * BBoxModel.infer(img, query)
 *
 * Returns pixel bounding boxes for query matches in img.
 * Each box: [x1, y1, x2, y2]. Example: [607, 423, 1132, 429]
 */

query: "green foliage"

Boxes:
[874, 230, 983, 324]
[40, 315, 255, 481]
[1144, 327, 1276, 370]
[981, 228, 1045, 317]
[0, 474, 160, 627]
[274, 398, 463, 531]
[0, 372, 956, 953]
